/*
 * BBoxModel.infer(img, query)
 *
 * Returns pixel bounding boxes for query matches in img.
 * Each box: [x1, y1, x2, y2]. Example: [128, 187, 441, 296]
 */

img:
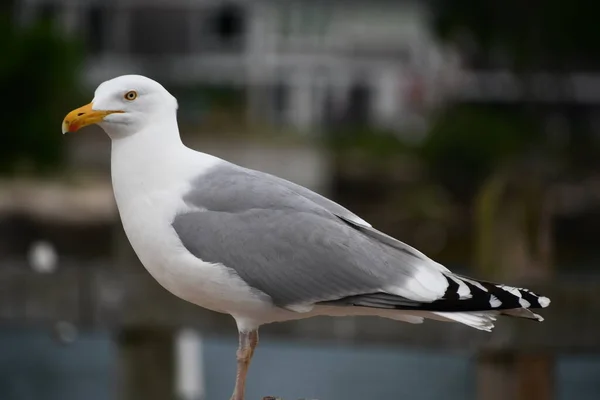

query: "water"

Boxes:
[0, 328, 599, 400]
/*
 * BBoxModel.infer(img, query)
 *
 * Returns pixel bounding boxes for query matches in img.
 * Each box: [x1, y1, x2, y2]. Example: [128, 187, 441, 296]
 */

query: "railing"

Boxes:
[1, 257, 599, 352]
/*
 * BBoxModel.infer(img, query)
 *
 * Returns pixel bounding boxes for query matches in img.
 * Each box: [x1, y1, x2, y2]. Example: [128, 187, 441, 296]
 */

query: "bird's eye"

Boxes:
[124, 90, 138, 101]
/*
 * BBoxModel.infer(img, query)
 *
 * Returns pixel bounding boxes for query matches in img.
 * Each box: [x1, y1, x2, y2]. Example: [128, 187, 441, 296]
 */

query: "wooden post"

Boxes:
[117, 327, 176, 400]
[477, 351, 554, 400]
[113, 224, 177, 400]
[473, 167, 556, 400]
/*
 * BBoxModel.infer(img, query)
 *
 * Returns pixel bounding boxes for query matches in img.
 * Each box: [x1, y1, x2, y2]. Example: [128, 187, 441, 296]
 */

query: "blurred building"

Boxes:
[13, 0, 459, 134]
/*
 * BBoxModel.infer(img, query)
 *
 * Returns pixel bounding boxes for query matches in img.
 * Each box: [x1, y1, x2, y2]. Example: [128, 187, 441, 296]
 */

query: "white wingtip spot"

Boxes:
[489, 295, 502, 308]
[500, 285, 522, 298]
[519, 298, 531, 308]
[538, 296, 551, 308]
[450, 277, 472, 299]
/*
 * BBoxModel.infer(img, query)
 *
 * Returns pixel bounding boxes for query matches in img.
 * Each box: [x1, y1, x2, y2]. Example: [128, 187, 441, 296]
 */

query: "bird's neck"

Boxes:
[110, 118, 192, 201]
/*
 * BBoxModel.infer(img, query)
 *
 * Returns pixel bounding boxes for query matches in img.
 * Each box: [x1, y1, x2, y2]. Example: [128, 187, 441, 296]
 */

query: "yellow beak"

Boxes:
[61, 103, 123, 134]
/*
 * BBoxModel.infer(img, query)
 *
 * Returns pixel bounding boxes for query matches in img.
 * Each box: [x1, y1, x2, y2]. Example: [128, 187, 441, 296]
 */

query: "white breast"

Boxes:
[110, 136, 274, 321]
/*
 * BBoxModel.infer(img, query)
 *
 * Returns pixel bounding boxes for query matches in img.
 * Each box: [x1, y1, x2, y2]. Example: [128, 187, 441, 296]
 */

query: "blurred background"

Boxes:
[1, 0, 599, 399]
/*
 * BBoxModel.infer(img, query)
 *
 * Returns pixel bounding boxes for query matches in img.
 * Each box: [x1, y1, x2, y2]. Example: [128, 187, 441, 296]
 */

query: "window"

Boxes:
[272, 81, 290, 122]
[279, 1, 331, 42]
[211, 4, 245, 45]
[344, 77, 372, 126]
[195, 3, 246, 53]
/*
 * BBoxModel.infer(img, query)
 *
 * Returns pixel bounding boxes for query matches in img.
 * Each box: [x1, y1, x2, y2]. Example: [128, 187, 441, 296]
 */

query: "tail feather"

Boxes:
[430, 311, 497, 332]
[499, 307, 544, 322]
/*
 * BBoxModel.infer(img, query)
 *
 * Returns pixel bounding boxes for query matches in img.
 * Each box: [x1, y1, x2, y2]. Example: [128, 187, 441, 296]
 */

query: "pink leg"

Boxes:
[230, 329, 259, 400]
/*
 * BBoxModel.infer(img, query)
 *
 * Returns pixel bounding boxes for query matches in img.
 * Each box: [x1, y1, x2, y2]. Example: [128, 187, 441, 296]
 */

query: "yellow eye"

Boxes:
[124, 90, 138, 101]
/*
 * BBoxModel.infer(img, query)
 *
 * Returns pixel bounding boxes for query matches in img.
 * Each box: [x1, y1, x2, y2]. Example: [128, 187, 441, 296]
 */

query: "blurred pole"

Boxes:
[474, 167, 553, 281]
[117, 327, 176, 400]
[176, 328, 205, 400]
[289, 70, 314, 131]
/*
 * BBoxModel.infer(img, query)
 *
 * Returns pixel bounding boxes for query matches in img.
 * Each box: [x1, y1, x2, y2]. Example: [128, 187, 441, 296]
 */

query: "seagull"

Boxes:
[62, 75, 550, 400]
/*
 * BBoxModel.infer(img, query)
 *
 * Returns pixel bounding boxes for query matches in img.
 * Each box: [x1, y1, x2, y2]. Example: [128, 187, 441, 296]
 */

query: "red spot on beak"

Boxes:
[68, 123, 80, 133]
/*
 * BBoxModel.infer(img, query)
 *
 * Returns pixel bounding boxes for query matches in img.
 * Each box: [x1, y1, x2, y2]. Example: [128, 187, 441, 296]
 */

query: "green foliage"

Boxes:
[0, 14, 84, 176]
[433, 0, 600, 70]
[420, 105, 540, 197]
[326, 126, 418, 158]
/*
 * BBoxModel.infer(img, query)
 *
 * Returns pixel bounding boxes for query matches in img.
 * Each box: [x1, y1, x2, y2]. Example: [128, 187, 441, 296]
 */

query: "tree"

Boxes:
[427, 0, 600, 279]
[0, 14, 84, 175]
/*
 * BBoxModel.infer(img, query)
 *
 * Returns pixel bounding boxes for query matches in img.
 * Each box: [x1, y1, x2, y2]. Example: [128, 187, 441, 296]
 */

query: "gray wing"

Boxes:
[173, 162, 446, 309]
[231, 165, 434, 261]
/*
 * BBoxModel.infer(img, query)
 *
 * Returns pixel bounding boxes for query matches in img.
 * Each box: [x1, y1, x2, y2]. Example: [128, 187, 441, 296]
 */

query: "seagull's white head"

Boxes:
[62, 75, 178, 139]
